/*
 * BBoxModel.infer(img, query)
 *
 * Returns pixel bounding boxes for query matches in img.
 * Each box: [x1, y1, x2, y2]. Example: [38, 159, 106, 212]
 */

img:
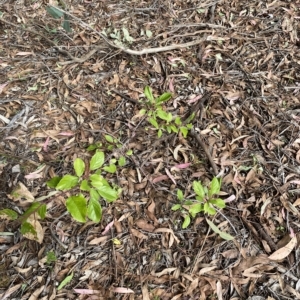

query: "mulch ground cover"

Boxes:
[1, 0, 300, 299]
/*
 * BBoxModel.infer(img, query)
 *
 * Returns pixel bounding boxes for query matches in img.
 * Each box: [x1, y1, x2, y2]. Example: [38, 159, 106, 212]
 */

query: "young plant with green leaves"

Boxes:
[47, 150, 123, 223]
[140, 86, 193, 138]
[172, 177, 233, 240]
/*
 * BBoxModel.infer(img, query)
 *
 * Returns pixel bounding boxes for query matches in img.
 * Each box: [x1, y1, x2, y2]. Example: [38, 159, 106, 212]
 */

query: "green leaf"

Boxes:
[97, 186, 118, 202]
[189, 203, 203, 218]
[157, 129, 163, 138]
[155, 92, 172, 105]
[177, 189, 184, 201]
[170, 125, 178, 133]
[103, 164, 117, 173]
[90, 188, 100, 202]
[56, 175, 78, 190]
[80, 179, 90, 191]
[186, 112, 195, 123]
[182, 215, 191, 229]
[105, 135, 114, 143]
[204, 202, 216, 215]
[74, 158, 85, 177]
[209, 177, 221, 197]
[183, 200, 193, 206]
[58, 273, 73, 290]
[206, 219, 234, 240]
[193, 181, 205, 199]
[22, 202, 40, 219]
[126, 149, 133, 156]
[20, 222, 37, 236]
[148, 117, 159, 129]
[46, 251, 57, 264]
[87, 144, 98, 151]
[0, 209, 18, 220]
[175, 117, 182, 125]
[62, 15, 71, 32]
[166, 125, 172, 133]
[90, 174, 110, 189]
[38, 204, 47, 219]
[206, 219, 221, 234]
[118, 156, 126, 167]
[46, 6, 64, 19]
[144, 86, 154, 103]
[122, 27, 134, 43]
[90, 151, 105, 170]
[66, 194, 87, 223]
[156, 109, 169, 121]
[139, 109, 146, 115]
[87, 198, 102, 223]
[180, 127, 188, 138]
[219, 231, 234, 241]
[171, 204, 181, 211]
[47, 176, 61, 188]
[209, 198, 226, 209]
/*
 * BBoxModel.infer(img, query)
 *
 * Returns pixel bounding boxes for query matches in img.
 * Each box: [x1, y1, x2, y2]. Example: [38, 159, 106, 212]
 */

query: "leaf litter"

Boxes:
[0, 0, 300, 299]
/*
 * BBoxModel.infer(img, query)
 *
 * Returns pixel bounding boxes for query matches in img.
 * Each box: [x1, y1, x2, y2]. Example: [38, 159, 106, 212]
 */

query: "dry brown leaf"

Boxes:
[135, 219, 155, 232]
[268, 236, 297, 261]
[130, 228, 148, 240]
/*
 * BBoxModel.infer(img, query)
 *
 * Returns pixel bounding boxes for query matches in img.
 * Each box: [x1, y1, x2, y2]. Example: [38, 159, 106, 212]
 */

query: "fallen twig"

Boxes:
[190, 128, 219, 176]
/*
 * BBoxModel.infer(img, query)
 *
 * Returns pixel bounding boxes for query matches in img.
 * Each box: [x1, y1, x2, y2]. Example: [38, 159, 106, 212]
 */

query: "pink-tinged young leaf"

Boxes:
[173, 163, 191, 169]
[102, 220, 114, 235]
[290, 227, 295, 237]
[43, 136, 50, 152]
[113, 287, 134, 294]
[169, 77, 175, 93]
[165, 168, 176, 185]
[0, 82, 8, 94]
[224, 194, 236, 203]
[74, 289, 96, 295]
[290, 180, 300, 185]
[151, 175, 169, 183]
[186, 94, 202, 104]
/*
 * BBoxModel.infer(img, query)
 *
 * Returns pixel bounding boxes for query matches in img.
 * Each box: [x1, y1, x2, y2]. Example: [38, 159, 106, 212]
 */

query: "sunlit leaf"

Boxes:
[204, 202, 216, 215]
[155, 92, 172, 105]
[87, 198, 102, 223]
[90, 174, 110, 189]
[193, 181, 205, 199]
[180, 127, 188, 138]
[56, 175, 78, 190]
[182, 215, 191, 229]
[90, 151, 105, 170]
[144, 86, 154, 103]
[66, 194, 87, 223]
[97, 186, 118, 202]
[80, 179, 90, 191]
[171, 204, 181, 211]
[210, 198, 226, 209]
[103, 164, 117, 173]
[148, 117, 159, 129]
[58, 273, 73, 290]
[118, 156, 126, 167]
[105, 135, 114, 143]
[157, 129, 163, 138]
[177, 189, 184, 201]
[74, 158, 85, 177]
[209, 177, 221, 197]
[189, 203, 203, 218]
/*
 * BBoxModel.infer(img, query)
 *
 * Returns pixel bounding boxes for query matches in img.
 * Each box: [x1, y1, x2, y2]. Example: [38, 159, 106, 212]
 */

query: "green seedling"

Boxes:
[172, 177, 233, 240]
[140, 86, 193, 138]
[47, 150, 123, 223]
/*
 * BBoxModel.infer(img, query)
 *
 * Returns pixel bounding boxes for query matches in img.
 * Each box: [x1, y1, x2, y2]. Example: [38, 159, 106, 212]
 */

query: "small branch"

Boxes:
[190, 128, 218, 176]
